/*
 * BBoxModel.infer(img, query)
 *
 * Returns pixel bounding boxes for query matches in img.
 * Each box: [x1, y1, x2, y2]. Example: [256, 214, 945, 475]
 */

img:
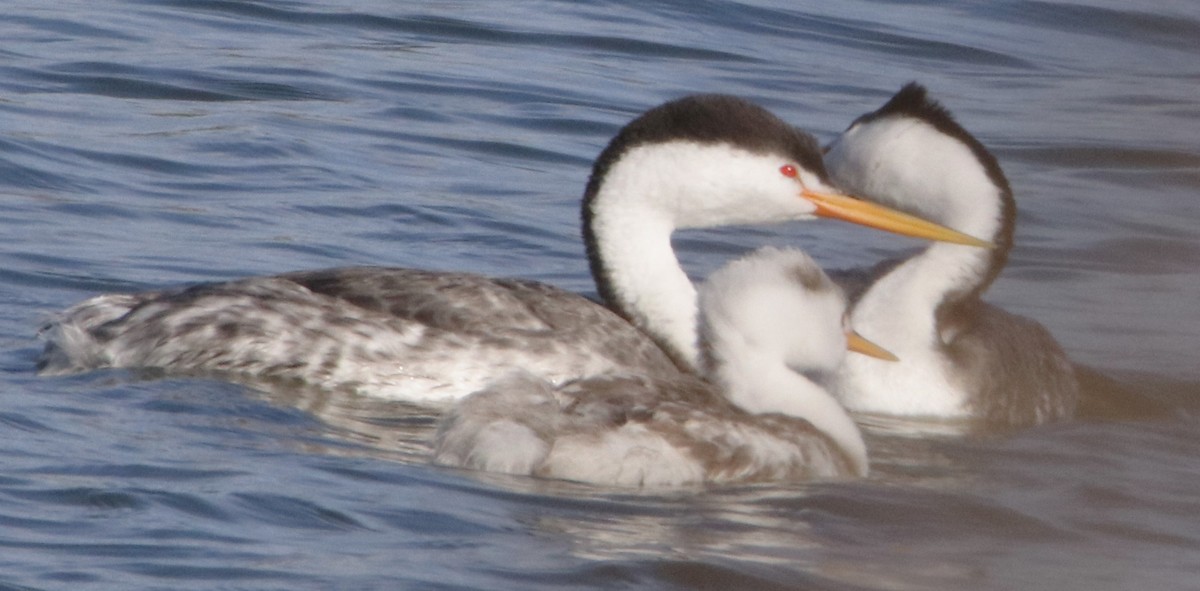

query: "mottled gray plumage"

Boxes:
[944, 302, 1078, 426]
[38, 268, 679, 401]
[36, 94, 870, 400]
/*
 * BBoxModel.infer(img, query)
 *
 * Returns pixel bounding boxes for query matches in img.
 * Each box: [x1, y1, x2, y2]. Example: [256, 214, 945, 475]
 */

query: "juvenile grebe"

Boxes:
[434, 247, 893, 486]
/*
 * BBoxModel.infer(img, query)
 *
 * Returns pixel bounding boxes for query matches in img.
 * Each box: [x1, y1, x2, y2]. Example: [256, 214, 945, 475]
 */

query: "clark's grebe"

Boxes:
[39, 95, 979, 402]
[825, 84, 1078, 427]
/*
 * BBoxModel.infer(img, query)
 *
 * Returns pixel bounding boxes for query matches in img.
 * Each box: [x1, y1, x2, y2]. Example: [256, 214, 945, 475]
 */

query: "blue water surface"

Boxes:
[2, 1, 1199, 589]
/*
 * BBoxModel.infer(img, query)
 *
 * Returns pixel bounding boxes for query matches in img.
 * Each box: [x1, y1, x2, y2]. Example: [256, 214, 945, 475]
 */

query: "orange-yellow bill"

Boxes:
[846, 330, 898, 362]
[803, 189, 993, 248]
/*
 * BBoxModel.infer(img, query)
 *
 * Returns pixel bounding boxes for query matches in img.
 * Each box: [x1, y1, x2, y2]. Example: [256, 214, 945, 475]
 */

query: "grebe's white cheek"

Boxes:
[823, 125, 863, 179]
[795, 168, 826, 193]
[745, 163, 822, 221]
[789, 180, 822, 218]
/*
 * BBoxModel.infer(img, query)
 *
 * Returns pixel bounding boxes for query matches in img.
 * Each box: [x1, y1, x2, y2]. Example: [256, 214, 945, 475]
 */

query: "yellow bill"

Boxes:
[846, 330, 899, 362]
[803, 189, 993, 248]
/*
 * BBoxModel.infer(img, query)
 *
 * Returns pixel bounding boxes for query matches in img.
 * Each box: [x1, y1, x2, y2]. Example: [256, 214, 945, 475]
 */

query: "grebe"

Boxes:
[825, 84, 1078, 427]
[38, 95, 979, 402]
[433, 247, 894, 486]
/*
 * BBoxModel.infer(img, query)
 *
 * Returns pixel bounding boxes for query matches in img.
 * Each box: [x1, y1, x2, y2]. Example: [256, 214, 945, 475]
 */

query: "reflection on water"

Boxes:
[255, 379, 443, 462]
[242, 368, 1200, 591]
[4, 0, 1200, 588]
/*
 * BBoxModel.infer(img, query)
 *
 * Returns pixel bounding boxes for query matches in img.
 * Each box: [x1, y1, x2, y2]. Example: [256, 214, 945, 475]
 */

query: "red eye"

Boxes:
[780, 164, 798, 178]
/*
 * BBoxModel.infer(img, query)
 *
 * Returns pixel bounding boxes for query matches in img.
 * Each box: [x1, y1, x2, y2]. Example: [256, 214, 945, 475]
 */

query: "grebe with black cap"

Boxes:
[38, 94, 982, 402]
[825, 84, 1078, 427]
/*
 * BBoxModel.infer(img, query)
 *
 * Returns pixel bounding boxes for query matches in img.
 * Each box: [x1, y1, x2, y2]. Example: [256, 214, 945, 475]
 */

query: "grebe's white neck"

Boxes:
[579, 92, 987, 371]
[585, 142, 824, 370]
[825, 85, 1015, 345]
[699, 248, 868, 476]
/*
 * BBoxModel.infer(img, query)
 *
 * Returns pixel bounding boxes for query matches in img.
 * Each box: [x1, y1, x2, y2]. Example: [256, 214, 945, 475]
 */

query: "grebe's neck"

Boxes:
[699, 247, 869, 476]
[584, 142, 822, 371]
[586, 196, 698, 370]
[713, 351, 868, 476]
[825, 106, 1015, 341]
[853, 243, 997, 355]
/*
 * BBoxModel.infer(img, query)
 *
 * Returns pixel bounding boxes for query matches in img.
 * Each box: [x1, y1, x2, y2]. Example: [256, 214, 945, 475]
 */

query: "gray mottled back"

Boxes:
[38, 267, 681, 401]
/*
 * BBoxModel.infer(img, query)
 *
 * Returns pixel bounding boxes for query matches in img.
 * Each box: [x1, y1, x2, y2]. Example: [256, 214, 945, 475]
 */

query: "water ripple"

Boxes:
[1003, 1, 1200, 52]
[231, 492, 369, 531]
[2, 0, 1199, 589]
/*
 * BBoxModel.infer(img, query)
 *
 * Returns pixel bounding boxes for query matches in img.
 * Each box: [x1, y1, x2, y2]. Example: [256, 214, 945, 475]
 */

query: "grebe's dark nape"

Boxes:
[825, 83, 1078, 428]
[39, 94, 981, 403]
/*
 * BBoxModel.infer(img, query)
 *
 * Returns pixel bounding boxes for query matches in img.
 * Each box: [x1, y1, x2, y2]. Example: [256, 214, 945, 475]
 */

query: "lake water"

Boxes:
[3, 1, 1199, 589]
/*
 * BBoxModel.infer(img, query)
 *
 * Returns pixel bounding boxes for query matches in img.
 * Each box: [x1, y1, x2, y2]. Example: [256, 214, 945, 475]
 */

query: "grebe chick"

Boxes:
[433, 247, 895, 487]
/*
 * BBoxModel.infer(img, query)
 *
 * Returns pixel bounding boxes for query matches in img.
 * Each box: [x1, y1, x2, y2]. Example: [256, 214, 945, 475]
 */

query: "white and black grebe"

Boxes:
[434, 247, 895, 486]
[38, 95, 980, 402]
[825, 84, 1078, 427]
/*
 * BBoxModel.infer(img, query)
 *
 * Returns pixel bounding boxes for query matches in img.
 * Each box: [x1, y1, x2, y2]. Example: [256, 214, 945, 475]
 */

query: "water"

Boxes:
[3, 0, 1199, 588]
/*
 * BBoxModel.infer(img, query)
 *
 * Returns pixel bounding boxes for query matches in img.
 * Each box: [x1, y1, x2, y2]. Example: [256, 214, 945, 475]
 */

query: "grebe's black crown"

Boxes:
[585, 95, 828, 206]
